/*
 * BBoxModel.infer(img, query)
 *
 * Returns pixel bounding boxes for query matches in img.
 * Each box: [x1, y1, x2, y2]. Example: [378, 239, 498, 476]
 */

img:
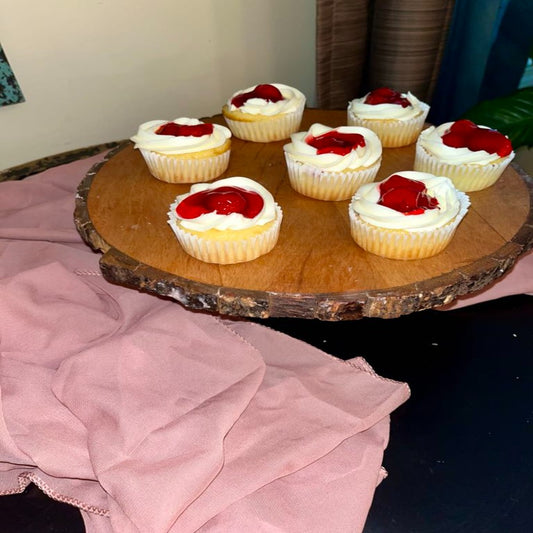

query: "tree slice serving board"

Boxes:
[74, 109, 533, 320]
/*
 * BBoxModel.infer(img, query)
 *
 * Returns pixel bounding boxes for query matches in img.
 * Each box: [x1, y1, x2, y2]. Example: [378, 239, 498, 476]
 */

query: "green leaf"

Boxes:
[460, 87, 533, 149]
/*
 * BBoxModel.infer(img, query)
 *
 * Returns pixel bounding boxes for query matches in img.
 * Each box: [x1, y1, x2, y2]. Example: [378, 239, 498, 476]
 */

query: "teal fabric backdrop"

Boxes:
[429, 0, 533, 124]
[0, 43, 24, 107]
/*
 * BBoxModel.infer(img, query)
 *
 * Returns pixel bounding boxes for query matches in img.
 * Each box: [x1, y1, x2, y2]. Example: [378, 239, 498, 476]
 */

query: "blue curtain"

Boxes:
[0, 43, 25, 107]
[429, 0, 532, 125]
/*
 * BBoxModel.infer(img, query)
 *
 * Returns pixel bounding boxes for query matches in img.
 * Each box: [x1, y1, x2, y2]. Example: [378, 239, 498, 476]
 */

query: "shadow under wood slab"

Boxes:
[74, 109, 533, 320]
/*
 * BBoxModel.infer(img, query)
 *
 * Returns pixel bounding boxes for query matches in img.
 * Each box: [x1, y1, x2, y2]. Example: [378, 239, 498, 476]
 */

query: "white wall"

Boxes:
[0, 0, 316, 170]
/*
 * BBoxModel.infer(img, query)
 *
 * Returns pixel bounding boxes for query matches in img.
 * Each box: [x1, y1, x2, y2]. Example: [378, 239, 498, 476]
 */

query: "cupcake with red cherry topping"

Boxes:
[130, 117, 231, 183]
[347, 87, 430, 147]
[414, 119, 515, 192]
[222, 83, 306, 142]
[349, 171, 470, 260]
[283, 123, 382, 201]
[167, 177, 282, 264]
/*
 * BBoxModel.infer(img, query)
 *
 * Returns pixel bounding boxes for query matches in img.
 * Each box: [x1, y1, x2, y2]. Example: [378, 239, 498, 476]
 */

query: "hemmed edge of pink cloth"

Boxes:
[0, 471, 109, 516]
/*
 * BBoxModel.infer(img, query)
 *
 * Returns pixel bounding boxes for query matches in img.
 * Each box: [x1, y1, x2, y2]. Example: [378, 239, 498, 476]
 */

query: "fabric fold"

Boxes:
[7, 150, 527, 532]
[52, 309, 266, 533]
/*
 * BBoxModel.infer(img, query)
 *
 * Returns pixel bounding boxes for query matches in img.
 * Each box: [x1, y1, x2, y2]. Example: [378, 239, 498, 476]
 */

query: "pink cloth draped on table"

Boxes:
[1, 152, 530, 531]
[442, 254, 533, 309]
[0, 153, 411, 532]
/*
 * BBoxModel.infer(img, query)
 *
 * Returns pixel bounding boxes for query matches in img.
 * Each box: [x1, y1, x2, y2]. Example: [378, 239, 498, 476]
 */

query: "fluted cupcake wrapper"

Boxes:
[285, 155, 381, 201]
[413, 143, 514, 192]
[168, 205, 283, 264]
[223, 103, 305, 143]
[346, 106, 429, 148]
[139, 148, 230, 184]
[348, 192, 470, 260]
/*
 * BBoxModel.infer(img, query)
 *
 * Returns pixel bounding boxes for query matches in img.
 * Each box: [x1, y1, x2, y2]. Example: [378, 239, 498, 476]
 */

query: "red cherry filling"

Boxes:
[155, 122, 214, 137]
[447, 118, 477, 136]
[231, 84, 284, 108]
[176, 186, 264, 219]
[364, 87, 411, 108]
[378, 174, 439, 215]
[305, 130, 366, 156]
[441, 119, 512, 157]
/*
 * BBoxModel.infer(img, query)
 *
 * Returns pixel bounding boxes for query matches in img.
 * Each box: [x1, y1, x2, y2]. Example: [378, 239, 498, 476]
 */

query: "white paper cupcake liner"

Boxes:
[223, 103, 305, 142]
[413, 143, 514, 192]
[168, 205, 283, 264]
[285, 155, 381, 201]
[139, 148, 230, 184]
[348, 192, 470, 260]
[347, 105, 429, 148]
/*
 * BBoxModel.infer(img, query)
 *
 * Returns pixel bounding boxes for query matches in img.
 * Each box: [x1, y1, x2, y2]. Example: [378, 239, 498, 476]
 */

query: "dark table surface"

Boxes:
[2, 294, 532, 532]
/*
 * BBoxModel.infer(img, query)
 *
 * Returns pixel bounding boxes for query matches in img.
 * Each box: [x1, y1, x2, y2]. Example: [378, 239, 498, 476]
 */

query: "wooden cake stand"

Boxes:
[74, 109, 533, 320]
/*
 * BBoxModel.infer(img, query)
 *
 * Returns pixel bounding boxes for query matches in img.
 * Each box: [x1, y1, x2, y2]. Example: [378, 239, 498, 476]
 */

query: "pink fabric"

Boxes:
[0, 153, 410, 532]
[441, 252, 533, 309]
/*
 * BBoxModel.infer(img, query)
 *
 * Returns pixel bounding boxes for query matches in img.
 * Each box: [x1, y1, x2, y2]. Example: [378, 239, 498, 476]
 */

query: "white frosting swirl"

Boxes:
[226, 83, 306, 116]
[348, 91, 429, 120]
[283, 123, 382, 171]
[169, 177, 278, 232]
[131, 118, 231, 155]
[351, 171, 469, 231]
[417, 122, 514, 165]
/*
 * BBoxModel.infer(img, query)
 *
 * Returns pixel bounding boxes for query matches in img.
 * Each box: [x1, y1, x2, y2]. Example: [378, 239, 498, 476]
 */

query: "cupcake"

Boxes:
[347, 87, 429, 147]
[349, 171, 470, 260]
[283, 123, 382, 201]
[167, 176, 282, 264]
[222, 83, 306, 142]
[130, 118, 231, 183]
[414, 119, 515, 192]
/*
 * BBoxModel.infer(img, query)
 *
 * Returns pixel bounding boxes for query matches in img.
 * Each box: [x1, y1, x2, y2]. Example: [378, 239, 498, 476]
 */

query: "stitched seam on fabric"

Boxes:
[213, 316, 264, 355]
[74, 269, 102, 277]
[16, 471, 110, 516]
[0, 474, 32, 495]
[221, 319, 410, 391]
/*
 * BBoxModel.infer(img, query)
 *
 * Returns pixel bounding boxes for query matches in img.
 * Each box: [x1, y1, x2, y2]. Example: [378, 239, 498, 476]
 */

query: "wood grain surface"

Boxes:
[74, 109, 533, 320]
